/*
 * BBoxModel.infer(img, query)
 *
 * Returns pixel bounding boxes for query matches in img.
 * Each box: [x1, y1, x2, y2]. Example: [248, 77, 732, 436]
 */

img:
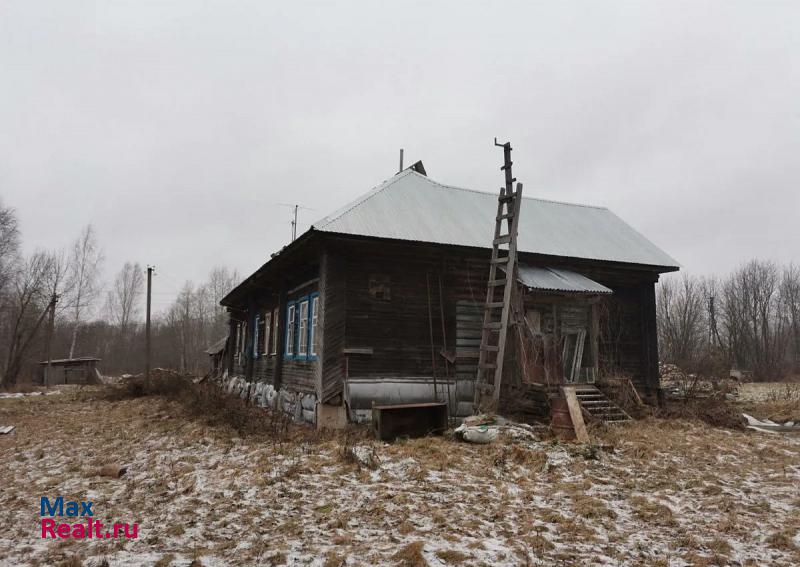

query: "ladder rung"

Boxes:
[498, 193, 518, 203]
[490, 256, 510, 264]
[485, 302, 504, 309]
[497, 213, 513, 221]
[481, 345, 499, 352]
[494, 235, 511, 245]
[488, 279, 507, 286]
[479, 363, 497, 370]
[484, 322, 502, 330]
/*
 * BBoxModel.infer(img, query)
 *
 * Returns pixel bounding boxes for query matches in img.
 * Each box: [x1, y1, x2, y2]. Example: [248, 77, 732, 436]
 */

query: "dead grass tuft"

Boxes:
[658, 396, 745, 429]
[393, 541, 427, 567]
[629, 496, 677, 526]
[573, 495, 616, 520]
[104, 376, 290, 437]
[434, 549, 470, 564]
[766, 530, 798, 551]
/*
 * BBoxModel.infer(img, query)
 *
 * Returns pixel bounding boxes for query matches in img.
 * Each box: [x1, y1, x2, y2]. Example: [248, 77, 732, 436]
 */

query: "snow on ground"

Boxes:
[1, 389, 799, 566]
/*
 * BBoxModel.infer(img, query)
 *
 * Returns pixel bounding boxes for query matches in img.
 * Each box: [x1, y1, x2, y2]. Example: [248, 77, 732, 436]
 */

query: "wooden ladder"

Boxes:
[474, 140, 523, 411]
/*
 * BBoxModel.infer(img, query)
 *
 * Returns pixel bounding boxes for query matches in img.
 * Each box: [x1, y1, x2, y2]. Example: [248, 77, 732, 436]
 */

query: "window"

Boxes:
[256, 314, 267, 356]
[285, 303, 296, 356]
[285, 294, 320, 361]
[298, 300, 309, 356]
[236, 321, 247, 365]
[253, 315, 260, 358]
[270, 308, 278, 355]
[310, 295, 320, 357]
[369, 275, 391, 301]
[262, 311, 271, 355]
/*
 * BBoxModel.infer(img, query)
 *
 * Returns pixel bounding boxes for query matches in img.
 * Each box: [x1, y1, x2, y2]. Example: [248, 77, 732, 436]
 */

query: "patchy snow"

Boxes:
[0, 391, 799, 566]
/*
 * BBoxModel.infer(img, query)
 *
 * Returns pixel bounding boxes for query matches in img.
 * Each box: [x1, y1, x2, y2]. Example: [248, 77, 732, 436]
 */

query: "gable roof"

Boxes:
[312, 169, 679, 270]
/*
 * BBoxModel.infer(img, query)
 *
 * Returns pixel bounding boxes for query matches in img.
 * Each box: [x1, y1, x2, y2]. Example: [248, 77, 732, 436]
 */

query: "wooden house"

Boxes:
[220, 162, 679, 423]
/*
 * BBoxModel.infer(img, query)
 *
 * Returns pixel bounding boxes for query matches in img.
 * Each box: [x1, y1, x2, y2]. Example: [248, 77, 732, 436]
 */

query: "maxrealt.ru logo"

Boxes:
[40, 497, 138, 539]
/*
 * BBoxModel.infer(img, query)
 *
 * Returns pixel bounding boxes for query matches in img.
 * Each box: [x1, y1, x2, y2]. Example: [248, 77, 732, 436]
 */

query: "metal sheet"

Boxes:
[345, 377, 473, 417]
[513, 265, 612, 294]
[313, 170, 679, 269]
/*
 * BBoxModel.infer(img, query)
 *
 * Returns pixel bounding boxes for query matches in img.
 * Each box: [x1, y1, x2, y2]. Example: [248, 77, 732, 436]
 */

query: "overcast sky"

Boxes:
[1, 1, 798, 312]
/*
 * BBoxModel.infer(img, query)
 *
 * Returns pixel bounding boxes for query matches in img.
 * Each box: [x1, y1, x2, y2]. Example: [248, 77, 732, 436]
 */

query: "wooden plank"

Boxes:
[563, 386, 590, 443]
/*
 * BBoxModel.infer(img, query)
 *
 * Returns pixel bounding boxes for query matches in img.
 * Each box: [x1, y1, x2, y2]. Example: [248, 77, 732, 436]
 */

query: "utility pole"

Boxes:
[145, 266, 153, 384]
[43, 293, 58, 387]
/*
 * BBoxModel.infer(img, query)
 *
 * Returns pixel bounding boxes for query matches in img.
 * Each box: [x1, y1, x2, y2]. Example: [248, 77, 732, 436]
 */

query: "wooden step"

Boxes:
[498, 193, 518, 203]
[493, 235, 512, 245]
[484, 301, 504, 309]
[484, 322, 502, 330]
[490, 256, 510, 264]
[496, 213, 514, 221]
[480, 345, 499, 352]
[488, 278, 507, 286]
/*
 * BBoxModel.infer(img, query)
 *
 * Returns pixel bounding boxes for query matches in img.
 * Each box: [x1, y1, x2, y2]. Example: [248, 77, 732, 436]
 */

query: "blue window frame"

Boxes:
[284, 293, 319, 361]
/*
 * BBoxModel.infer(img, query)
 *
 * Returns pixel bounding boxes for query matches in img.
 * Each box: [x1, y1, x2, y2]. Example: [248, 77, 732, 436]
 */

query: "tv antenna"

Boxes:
[277, 203, 315, 242]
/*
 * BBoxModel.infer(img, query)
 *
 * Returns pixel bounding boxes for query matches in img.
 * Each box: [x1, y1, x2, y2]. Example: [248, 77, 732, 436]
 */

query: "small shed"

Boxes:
[38, 358, 101, 385]
[206, 336, 228, 376]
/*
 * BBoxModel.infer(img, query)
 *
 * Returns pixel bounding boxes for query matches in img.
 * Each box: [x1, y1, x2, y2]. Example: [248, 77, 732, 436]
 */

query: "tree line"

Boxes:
[0, 200, 239, 387]
[657, 260, 800, 380]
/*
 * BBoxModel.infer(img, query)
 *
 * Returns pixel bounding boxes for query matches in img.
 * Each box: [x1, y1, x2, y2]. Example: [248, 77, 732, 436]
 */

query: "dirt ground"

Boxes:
[1, 387, 799, 567]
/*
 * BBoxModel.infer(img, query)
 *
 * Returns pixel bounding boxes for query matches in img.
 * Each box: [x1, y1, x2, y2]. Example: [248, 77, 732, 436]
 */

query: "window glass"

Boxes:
[271, 308, 279, 355]
[298, 300, 309, 356]
[311, 296, 319, 356]
[262, 312, 271, 355]
[256, 315, 267, 356]
[253, 316, 260, 357]
[286, 304, 295, 356]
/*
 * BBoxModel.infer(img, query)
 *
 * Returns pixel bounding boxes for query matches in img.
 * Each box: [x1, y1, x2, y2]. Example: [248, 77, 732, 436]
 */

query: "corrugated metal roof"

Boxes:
[312, 169, 679, 269]
[205, 335, 228, 355]
[513, 265, 612, 294]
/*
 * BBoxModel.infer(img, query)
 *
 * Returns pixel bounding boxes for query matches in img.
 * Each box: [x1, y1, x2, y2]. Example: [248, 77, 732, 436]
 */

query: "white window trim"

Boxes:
[310, 296, 319, 357]
[298, 300, 309, 356]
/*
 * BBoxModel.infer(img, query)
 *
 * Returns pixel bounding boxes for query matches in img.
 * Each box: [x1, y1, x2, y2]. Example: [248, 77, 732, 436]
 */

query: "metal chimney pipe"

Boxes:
[399, 148, 404, 172]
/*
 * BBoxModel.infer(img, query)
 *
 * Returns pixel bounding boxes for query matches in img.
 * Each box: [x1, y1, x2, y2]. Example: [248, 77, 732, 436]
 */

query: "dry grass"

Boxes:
[1, 386, 799, 566]
[393, 541, 427, 567]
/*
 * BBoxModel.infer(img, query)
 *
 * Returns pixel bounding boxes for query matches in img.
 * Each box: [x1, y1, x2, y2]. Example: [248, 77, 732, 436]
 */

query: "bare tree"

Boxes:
[106, 262, 145, 335]
[65, 225, 103, 358]
[656, 273, 707, 369]
[721, 259, 788, 378]
[780, 264, 800, 371]
[0, 200, 20, 297]
[1, 251, 55, 386]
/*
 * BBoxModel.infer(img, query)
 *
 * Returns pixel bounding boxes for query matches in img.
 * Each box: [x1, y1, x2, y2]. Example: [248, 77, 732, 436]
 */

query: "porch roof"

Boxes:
[514, 265, 612, 294]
